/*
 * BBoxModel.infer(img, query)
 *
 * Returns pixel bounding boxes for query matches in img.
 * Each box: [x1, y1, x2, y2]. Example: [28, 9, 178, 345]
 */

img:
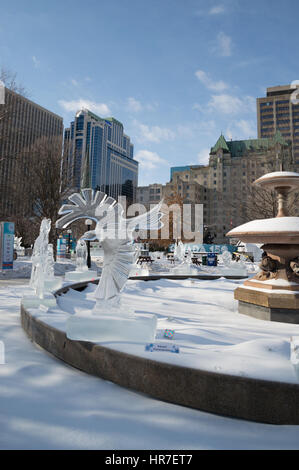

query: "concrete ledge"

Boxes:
[20, 282, 299, 425]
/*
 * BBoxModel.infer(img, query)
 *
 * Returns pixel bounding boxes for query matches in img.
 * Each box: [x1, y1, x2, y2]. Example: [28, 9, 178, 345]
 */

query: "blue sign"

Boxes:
[0, 222, 14, 270]
[207, 253, 217, 266]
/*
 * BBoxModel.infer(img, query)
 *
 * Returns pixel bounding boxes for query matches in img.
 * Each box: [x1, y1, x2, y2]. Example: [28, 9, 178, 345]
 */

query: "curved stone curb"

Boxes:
[128, 274, 248, 281]
[21, 288, 299, 425]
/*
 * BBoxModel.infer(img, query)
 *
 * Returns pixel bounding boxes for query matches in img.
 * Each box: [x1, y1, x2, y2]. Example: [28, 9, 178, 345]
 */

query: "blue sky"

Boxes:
[1, 0, 299, 185]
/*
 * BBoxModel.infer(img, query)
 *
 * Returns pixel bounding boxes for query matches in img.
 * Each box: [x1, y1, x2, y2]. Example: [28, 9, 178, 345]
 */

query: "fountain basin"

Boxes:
[227, 217, 299, 244]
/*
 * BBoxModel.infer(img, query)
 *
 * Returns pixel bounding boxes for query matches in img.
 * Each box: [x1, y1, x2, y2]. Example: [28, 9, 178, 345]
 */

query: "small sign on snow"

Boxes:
[145, 343, 180, 353]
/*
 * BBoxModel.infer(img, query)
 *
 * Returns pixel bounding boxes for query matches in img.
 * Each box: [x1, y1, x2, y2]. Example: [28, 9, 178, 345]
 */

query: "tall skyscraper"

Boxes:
[63, 109, 138, 204]
[0, 88, 63, 216]
[257, 84, 299, 164]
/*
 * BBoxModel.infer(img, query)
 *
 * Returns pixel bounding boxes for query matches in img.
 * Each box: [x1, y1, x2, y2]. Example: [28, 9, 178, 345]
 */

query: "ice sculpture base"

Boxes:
[66, 312, 157, 343]
[129, 266, 150, 277]
[22, 293, 57, 309]
[64, 270, 98, 283]
[218, 266, 248, 276]
[44, 278, 63, 292]
[172, 264, 198, 275]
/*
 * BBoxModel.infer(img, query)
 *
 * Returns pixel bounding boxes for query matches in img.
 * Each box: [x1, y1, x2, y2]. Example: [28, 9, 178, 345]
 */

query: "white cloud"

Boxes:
[226, 120, 257, 140]
[71, 79, 79, 87]
[198, 148, 211, 164]
[32, 56, 40, 68]
[192, 103, 205, 112]
[177, 120, 216, 138]
[133, 120, 175, 143]
[215, 32, 232, 57]
[195, 4, 226, 16]
[58, 99, 111, 116]
[205, 94, 255, 115]
[135, 150, 169, 170]
[236, 119, 256, 137]
[209, 5, 225, 14]
[195, 69, 228, 91]
[127, 97, 142, 112]
[126, 98, 158, 113]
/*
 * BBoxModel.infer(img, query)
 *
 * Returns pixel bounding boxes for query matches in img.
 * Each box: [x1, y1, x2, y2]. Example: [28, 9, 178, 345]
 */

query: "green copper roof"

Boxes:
[210, 134, 230, 154]
[210, 131, 289, 158]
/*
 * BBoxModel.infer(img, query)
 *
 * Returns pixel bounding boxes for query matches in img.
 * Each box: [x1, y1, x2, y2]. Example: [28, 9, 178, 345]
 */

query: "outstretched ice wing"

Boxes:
[56, 188, 107, 229]
[95, 238, 135, 301]
[126, 200, 164, 236]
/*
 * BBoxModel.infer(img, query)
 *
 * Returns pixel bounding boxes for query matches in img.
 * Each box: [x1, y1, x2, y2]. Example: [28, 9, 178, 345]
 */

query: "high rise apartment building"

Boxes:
[0, 88, 63, 216]
[63, 109, 138, 204]
[257, 84, 299, 163]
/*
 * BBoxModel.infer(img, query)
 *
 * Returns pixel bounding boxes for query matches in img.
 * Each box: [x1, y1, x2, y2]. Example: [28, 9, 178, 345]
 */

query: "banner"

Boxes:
[0, 222, 15, 270]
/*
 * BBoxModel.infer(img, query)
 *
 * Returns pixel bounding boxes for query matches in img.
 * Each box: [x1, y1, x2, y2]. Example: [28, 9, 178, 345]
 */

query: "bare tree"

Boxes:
[10, 135, 65, 254]
[235, 182, 299, 223]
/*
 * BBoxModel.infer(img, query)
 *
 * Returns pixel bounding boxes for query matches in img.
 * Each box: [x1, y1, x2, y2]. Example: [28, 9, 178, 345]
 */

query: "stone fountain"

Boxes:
[227, 171, 299, 323]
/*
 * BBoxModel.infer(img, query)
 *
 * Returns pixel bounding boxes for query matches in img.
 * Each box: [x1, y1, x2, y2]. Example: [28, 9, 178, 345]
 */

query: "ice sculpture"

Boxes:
[14, 236, 22, 250]
[217, 247, 247, 276]
[64, 238, 98, 282]
[172, 245, 197, 276]
[221, 248, 233, 267]
[56, 188, 163, 342]
[29, 218, 51, 297]
[14, 236, 24, 257]
[129, 243, 150, 277]
[24, 219, 58, 308]
[44, 243, 63, 292]
[173, 241, 185, 263]
[75, 239, 88, 272]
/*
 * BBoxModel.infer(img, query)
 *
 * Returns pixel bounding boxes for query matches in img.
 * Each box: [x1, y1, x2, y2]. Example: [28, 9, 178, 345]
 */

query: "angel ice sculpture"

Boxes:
[56, 189, 163, 303]
[30, 218, 51, 298]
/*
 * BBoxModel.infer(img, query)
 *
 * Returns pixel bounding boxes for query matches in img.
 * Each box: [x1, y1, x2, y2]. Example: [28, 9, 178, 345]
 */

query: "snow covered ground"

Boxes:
[50, 279, 299, 384]
[0, 256, 100, 280]
[2, 278, 299, 449]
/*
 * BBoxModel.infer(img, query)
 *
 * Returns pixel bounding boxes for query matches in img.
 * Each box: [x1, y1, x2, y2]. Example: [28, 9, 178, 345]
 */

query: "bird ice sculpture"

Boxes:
[56, 189, 163, 342]
[56, 189, 163, 302]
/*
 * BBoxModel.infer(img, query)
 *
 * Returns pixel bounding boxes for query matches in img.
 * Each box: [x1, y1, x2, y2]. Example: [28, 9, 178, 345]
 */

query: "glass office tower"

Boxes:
[63, 109, 138, 204]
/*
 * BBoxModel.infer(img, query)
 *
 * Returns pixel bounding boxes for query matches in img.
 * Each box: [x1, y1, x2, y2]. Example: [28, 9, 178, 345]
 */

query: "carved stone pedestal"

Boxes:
[226, 171, 299, 324]
[235, 286, 299, 323]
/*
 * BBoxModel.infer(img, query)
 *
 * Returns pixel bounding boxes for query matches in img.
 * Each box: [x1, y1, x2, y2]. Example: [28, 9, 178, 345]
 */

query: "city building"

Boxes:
[137, 183, 165, 209]
[0, 87, 63, 216]
[62, 109, 138, 204]
[257, 84, 299, 163]
[137, 132, 297, 244]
